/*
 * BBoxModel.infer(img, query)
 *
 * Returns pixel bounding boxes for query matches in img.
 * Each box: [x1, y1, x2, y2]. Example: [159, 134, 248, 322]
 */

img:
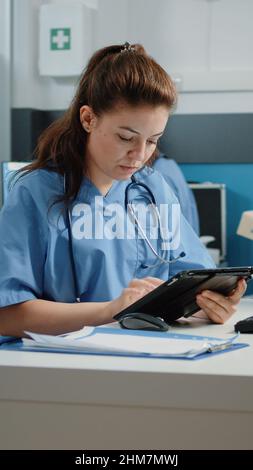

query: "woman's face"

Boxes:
[80, 102, 169, 193]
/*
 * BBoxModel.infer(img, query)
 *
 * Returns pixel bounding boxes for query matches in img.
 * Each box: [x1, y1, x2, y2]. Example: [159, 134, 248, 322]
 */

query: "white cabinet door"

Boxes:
[128, 0, 253, 92]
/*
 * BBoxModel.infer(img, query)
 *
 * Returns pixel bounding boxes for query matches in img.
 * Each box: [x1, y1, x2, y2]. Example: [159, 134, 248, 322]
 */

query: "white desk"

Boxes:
[1, 298, 253, 450]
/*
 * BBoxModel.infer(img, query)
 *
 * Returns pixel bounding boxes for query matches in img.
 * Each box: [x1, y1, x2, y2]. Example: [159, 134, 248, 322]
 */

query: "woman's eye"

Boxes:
[118, 135, 132, 142]
[118, 135, 157, 145]
[147, 141, 157, 146]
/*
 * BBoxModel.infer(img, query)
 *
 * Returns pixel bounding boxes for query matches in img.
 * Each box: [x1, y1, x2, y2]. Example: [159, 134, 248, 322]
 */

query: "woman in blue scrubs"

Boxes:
[0, 43, 246, 336]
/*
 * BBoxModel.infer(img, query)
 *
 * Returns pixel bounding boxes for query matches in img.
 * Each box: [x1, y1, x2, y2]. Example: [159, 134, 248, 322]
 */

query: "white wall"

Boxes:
[11, 0, 253, 113]
[95, 0, 128, 48]
[0, 0, 11, 161]
[12, 0, 97, 110]
[0, 0, 12, 206]
[125, 0, 253, 114]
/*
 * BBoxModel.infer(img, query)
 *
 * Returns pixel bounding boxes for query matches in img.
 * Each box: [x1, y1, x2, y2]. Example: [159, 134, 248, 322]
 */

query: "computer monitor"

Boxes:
[1, 161, 29, 204]
[188, 182, 226, 263]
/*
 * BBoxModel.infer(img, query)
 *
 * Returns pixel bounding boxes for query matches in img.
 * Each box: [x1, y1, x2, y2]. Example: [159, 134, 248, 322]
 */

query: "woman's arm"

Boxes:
[0, 299, 113, 337]
[0, 277, 163, 337]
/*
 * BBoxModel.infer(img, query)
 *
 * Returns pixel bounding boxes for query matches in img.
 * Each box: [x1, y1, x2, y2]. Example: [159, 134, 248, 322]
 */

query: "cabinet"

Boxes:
[128, 0, 253, 91]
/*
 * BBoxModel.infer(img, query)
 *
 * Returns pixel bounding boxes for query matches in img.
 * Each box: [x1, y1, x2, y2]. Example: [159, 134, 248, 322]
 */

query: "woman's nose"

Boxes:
[128, 142, 147, 161]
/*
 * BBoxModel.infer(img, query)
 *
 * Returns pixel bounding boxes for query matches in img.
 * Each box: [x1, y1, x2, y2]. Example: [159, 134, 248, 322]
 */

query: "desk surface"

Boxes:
[1, 298, 253, 450]
[1, 298, 253, 413]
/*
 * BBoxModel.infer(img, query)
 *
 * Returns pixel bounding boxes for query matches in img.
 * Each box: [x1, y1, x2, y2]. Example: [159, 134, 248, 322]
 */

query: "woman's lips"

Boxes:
[119, 165, 139, 171]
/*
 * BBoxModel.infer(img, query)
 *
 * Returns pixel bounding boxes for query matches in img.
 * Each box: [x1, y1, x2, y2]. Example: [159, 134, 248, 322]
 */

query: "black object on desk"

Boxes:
[115, 266, 253, 326]
[234, 316, 253, 333]
[119, 313, 169, 332]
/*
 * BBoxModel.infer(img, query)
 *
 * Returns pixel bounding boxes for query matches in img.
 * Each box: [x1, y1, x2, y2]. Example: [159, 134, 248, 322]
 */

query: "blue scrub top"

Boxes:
[0, 166, 214, 307]
[153, 155, 200, 234]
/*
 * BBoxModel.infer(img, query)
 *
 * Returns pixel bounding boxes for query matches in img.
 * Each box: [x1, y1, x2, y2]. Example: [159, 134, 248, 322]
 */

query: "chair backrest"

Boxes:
[1, 161, 29, 204]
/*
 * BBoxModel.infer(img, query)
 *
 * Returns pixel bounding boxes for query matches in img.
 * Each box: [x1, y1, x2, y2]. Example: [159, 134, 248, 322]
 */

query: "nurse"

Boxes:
[0, 42, 246, 336]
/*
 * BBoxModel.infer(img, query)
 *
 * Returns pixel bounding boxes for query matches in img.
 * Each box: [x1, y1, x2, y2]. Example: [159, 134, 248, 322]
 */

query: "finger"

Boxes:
[196, 293, 237, 323]
[200, 279, 246, 309]
[227, 279, 247, 303]
[129, 278, 160, 292]
[200, 290, 236, 314]
[143, 277, 164, 286]
[197, 294, 237, 322]
[196, 298, 227, 324]
[196, 295, 228, 323]
[123, 287, 146, 304]
[192, 309, 209, 319]
[143, 277, 162, 287]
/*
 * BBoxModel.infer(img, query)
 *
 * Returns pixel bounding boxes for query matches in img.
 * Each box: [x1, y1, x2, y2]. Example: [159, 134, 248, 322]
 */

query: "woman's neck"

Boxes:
[85, 169, 114, 197]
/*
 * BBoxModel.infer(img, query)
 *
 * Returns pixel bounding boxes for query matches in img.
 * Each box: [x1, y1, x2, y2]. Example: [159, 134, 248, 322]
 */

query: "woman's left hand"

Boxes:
[195, 278, 247, 324]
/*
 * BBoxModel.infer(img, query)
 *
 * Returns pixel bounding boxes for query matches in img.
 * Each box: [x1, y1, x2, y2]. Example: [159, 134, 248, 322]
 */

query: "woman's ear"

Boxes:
[80, 105, 97, 132]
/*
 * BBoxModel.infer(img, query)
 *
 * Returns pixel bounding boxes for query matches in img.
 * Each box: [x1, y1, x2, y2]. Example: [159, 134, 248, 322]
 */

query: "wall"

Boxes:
[11, 0, 253, 112]
[12, 0, 97, 110]
[180, 163, 253, 293]
[97, 0, 253, 113]
[0, 0, 12, 206]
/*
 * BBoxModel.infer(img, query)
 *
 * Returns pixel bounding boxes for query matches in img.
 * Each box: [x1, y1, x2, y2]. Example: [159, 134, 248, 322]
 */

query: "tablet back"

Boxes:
[114, 267, 253, 323]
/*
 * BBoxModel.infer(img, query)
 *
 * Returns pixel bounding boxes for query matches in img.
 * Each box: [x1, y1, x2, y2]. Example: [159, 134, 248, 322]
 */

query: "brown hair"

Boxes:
[21, 43, 177, 204]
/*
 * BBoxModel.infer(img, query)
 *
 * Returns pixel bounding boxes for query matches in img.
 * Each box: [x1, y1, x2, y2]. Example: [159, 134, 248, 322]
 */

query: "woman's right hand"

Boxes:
[106, 277, 163, 321]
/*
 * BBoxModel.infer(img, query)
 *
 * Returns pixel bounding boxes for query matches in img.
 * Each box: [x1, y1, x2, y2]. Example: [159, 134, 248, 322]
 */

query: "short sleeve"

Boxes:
[0, 180, 48, 307]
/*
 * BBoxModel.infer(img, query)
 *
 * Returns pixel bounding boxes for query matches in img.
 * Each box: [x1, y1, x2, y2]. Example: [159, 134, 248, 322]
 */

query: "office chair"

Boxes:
[1, 161, 29, 204]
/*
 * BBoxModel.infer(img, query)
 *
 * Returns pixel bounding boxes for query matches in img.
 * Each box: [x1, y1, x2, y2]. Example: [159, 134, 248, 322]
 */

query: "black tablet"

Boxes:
[114, 266, 253, 323]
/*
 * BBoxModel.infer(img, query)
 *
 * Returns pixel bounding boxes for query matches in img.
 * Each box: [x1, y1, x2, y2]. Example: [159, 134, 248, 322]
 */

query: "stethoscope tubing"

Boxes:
[65, 173, 185, 302]
[125, 175, 175, 266]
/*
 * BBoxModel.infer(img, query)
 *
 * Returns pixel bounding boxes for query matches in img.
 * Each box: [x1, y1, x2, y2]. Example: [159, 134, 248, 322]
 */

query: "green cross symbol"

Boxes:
[50, 28, 71, 50]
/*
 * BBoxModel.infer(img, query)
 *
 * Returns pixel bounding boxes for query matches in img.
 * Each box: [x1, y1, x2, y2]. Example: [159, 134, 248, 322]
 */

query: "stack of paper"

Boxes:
[22, 327, 245, 359]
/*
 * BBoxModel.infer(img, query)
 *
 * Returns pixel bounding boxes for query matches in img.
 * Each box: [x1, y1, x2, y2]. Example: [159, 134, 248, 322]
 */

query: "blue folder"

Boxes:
[0, 335, 20, 345]
[0, 328, 249, 360]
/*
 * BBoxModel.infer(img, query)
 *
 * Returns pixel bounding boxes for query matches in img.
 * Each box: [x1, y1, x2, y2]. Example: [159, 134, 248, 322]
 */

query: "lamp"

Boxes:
[237, 211, 253, 240]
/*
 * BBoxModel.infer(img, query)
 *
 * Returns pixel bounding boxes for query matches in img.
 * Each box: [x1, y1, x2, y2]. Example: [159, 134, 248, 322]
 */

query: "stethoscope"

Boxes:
[64, 174, 185, 302]
[125, 175, 185, 268]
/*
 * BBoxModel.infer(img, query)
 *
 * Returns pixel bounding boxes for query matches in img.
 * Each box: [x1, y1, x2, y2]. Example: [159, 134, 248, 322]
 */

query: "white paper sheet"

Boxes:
[23, 328, 239, 358]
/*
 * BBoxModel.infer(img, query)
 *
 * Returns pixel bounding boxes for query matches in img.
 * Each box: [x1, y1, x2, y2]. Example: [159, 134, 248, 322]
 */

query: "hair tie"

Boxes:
[120, 42, 135, 53]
